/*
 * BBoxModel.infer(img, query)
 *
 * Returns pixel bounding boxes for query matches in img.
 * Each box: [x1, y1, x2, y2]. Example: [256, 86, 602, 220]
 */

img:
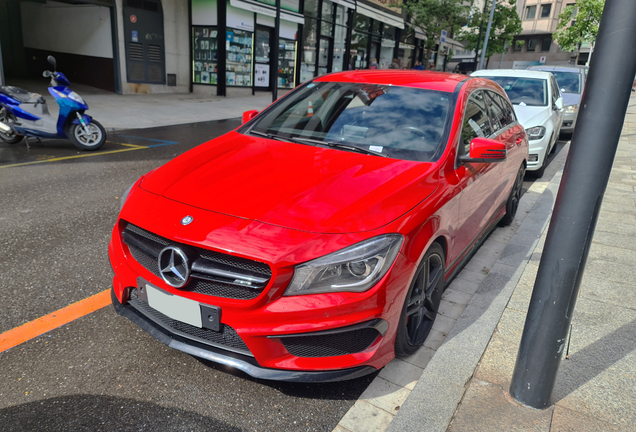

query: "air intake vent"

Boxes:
[148, 45, 162, 62]
[128, 42, 144, 61]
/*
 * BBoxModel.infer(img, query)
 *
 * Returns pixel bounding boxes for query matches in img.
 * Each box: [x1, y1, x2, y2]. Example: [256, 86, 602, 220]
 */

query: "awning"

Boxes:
[331, 0, 355, 9]
[356, 2, 404, 29]
[229, 0, 304, 24]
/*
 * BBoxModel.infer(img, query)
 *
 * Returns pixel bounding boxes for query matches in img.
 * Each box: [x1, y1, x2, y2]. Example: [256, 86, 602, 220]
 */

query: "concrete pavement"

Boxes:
[381, 99, 636, 431]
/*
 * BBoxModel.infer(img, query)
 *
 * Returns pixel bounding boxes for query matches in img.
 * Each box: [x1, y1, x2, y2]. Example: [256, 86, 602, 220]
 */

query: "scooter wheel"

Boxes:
[67, 120, 106, 151]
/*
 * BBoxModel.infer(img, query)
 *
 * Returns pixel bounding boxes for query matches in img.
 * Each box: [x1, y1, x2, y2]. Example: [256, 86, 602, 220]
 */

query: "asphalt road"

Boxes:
[0, 122, 567, 431]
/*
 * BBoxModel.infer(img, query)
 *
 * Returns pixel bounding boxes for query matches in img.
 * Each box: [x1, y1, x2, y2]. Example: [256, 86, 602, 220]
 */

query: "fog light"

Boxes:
[529, 154, 539, 162]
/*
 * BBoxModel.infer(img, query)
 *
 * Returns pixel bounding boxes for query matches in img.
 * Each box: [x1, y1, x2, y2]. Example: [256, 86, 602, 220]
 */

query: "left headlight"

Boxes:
[525, 126, 546, 140]
[564, 105, 577, 114]
[67, 91, 85, 105]
[284, 234, 403, 296]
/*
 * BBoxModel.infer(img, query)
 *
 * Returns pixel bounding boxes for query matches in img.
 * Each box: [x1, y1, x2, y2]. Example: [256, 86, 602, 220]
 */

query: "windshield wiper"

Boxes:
[249, 130, 287, 142]
[290, 137, 387, 157]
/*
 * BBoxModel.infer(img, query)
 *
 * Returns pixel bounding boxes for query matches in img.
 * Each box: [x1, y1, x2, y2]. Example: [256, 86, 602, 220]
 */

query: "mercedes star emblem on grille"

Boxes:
[181, 215, 193, 225]
[158, 246, 190, 288]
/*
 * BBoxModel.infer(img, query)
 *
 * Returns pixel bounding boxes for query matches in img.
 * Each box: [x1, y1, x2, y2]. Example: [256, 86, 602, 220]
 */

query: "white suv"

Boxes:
[471, 69, 564, 177]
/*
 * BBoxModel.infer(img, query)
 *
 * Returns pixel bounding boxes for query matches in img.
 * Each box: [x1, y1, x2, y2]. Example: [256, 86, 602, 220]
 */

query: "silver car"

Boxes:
[528, 65, 586, 136]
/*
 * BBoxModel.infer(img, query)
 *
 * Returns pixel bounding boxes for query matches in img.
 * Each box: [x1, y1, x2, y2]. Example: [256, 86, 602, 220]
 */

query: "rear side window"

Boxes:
[496, 93, 516, 125]
[460, 90, 492, 154]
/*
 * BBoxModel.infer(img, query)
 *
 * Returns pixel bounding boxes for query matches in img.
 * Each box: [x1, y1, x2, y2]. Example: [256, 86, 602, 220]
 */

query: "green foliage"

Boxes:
[400, 0, 468, 51]
[458, 0, 522, 59]
[553, 0, 604, 52]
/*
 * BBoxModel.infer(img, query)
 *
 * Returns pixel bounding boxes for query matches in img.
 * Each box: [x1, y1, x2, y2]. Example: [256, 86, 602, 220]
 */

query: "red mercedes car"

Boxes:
[109, 71, 527, 382]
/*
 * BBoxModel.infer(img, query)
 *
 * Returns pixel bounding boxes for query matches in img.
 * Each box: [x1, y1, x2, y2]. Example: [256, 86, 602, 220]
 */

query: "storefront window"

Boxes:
[398, 31, 415, 69]
[304, 0, 318, 17]
[278, 39, 297, 88]
[335, 5, 346, 26]
[333, 25, 346, 72]
[301, 18, 317, 82]
[383, 24, 395, 41]
[350, 31, 368, 69]
[371, 20, 382, 36]
[321, 0, 334, 22]
[226, 28, 253, 86]
[354, 13, 371, 32]
[193, 26, 218, 84]
[321, 20, 333, 37]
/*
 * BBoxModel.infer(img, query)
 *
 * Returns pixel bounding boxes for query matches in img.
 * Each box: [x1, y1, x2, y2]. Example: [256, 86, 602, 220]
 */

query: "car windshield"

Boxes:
[482, 76, 547, 107]
[551, 72, 581, 94]
[246, 82, 452, 162]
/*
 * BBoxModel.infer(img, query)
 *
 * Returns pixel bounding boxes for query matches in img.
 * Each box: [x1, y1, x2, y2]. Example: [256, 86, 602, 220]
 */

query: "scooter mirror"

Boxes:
[43, 70, 52, 78]
[47, 55, 57, 70]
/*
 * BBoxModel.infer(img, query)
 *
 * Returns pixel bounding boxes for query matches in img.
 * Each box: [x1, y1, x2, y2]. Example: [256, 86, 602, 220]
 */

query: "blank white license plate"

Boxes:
[146, 284, 202, 328]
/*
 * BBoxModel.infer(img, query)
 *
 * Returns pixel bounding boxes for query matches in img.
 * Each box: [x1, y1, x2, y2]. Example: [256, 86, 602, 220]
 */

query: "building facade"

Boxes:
[0, 0, 449, 95]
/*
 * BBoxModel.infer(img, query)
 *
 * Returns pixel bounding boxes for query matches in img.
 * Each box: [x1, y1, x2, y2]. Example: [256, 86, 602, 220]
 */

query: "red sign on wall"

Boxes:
[130, 15, 137, 23]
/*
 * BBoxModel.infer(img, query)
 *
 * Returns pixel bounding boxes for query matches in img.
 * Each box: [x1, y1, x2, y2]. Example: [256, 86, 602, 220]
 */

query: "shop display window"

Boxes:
[226, 28, 253, 86]
[350, 31, 368, 69]
[278, 39, 297, 88]
[193, 26, 218, 85]
[301, 18, 317, 82]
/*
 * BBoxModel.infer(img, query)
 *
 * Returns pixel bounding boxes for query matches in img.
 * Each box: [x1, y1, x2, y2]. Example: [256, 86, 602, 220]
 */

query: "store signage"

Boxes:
[255, 64, 269, 87]
[255, 0, 300, 13]
[230, 0, 304, 24]
[130, 14, 137, 23]
[356, 3, 404, 29]
[330, 0, 355, 9]
[364, 0, 402, 14]
[132, 30, 138, 42]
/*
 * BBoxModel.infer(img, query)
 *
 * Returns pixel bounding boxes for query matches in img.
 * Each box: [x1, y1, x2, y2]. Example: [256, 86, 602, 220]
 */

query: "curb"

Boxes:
[334, 144, 570, 432]
[386, 151, 567, 432]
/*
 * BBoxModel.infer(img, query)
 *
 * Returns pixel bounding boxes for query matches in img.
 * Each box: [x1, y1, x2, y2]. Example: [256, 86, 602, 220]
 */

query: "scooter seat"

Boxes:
[0, 86, 44, 104]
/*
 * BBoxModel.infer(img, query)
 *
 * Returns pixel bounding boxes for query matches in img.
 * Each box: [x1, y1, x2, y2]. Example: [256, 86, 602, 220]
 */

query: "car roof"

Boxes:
[528, 65, 585, 73]
[471, 69, 553, 80]
[314, 70, 468, 92]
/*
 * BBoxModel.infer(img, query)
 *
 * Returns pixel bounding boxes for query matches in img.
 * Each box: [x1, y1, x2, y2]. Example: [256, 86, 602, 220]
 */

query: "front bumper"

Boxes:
[561, 112, 577, 134]
[111, 288, 377, 382]
[526, 133, 552, 172]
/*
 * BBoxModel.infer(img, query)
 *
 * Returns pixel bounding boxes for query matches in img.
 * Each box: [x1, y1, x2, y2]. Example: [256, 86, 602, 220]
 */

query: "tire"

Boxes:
[67, 119, 106, 151]
[0, 109, 23, 144]
[499, 164, 525, 227]
[395, 242, 445, 358]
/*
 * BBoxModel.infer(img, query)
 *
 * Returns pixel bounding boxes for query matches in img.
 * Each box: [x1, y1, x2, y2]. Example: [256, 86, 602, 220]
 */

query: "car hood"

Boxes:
[140, 131, 439, 234]
[561, 92, 581, 107]
[513, 105, 551, 129]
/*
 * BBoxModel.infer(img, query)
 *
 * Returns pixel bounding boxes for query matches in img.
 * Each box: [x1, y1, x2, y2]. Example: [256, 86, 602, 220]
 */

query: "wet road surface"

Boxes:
[0, 120, 567, 431]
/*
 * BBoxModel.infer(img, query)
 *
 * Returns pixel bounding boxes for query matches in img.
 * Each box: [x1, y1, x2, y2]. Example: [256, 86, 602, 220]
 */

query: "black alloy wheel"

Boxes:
[499, 164, 525, 227]
[395, 243, 445, 357]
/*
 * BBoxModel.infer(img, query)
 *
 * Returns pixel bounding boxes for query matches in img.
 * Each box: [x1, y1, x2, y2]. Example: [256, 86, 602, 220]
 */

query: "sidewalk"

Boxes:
[5, 78, 274, 130]
[383, 102, 636, 431]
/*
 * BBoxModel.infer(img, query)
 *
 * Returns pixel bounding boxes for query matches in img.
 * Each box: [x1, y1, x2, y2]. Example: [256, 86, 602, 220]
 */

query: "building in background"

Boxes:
[0, 0, 454, 95]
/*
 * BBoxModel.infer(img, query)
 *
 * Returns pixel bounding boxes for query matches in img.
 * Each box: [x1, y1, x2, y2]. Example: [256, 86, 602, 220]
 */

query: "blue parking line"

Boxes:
[119, 135, 180, 147]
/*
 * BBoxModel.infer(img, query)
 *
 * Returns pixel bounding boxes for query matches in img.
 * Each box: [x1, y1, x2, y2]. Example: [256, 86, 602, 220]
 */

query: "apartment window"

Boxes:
[540, 4, 552, 18]
[541, 37, 552, 52]
[513, 40, 524, 52]
[525, 5, 536, 20]
[527, 39, 538, 51]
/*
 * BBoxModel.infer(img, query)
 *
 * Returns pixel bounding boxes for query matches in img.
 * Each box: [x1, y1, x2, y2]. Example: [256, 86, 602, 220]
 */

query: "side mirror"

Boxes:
[460, 138, 507, 163]
[47, 55, 57, 70]
[554, 97, 564, 110]
[242, 110, 259, 124]
[42, 70, 52, 77]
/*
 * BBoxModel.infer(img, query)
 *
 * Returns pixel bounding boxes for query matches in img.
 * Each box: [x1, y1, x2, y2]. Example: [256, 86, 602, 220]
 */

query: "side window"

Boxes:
[551, 76, 560, 105]
[485, 91, 506, 133]
[496, 93, 516, 125]
[460, 91, 493, 154]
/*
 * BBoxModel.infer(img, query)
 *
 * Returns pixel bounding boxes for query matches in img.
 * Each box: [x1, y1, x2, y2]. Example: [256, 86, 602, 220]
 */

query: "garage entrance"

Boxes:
[0, 0, 120, 93]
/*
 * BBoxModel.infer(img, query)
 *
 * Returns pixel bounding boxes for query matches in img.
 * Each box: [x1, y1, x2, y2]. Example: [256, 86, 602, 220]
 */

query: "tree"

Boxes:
[553, 0, 604, 65]
[458, 0, 522, 68]
[399, 0, 468, 70]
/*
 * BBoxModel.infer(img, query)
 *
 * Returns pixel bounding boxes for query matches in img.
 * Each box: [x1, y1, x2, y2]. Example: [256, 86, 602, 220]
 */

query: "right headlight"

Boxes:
[525, 126, 546, 140]
[564, 105, 578, 114]
[283, 234, 404, 296]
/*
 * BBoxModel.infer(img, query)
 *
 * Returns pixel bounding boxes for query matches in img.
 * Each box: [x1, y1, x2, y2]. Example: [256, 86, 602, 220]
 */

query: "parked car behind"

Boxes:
[471, 69, 564, 177]
[109, 71, 528, 382]
[528, 65, 586, 136]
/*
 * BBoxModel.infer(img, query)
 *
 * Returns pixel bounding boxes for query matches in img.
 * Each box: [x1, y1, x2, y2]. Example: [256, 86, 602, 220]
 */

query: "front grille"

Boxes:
[280, 327, 380, 358]
[129, 297, 251, 355]
[122, 222, 271, 300]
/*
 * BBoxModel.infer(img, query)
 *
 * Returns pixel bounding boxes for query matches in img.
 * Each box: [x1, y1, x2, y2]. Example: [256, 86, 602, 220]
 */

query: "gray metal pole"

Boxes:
[272, 0, 280, 102]
[510, 0, 636, 409]
[478, 0, 496, 70]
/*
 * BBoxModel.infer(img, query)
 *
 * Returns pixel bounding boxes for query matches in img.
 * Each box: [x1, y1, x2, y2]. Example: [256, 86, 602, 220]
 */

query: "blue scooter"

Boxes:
[0, 55, 106, 151]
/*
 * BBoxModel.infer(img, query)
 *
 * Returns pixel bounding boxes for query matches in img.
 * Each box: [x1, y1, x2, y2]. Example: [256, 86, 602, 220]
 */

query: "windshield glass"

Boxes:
[482, 76, 547, 106]
[551, 71, 581, 94]
[246, 82, 452, 162]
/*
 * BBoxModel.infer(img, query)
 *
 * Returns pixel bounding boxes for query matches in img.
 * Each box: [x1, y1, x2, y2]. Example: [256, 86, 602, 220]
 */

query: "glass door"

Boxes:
[254, 26, 272, 89]
[318, 37, 332, 76]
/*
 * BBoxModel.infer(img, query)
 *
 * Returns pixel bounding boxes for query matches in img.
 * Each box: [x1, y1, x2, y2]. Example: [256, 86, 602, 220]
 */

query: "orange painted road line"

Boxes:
[0, 289, 111, 353]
